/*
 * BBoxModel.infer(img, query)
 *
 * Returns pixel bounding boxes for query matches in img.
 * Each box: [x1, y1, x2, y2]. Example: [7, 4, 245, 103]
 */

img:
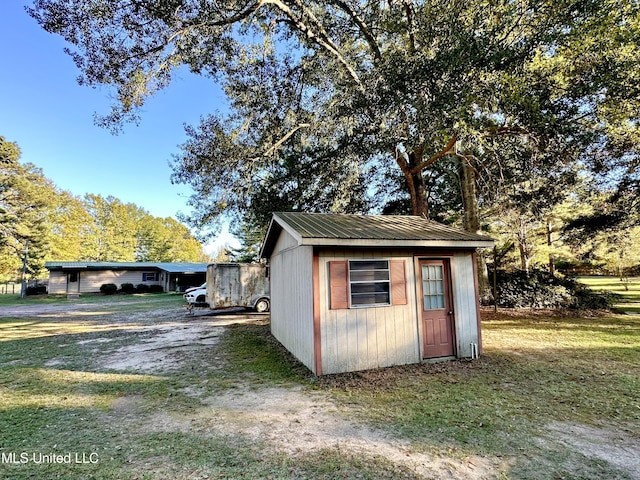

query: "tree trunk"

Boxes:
[396, 149, 429, 217]
[519, 243, 528, 273]
[546, 220, 555, 275]
[459, 159, 490, 298]
[459, 159, 480, 233]
[410, 169, 428, 217]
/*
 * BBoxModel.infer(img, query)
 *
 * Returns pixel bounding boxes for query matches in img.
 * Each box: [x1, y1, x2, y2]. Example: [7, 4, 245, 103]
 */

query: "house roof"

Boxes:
[260, 212, 495, 258]
[44, 262, 208, 273]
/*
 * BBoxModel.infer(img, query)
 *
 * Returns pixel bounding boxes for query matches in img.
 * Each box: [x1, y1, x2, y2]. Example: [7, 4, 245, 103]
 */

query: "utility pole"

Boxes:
[20, 240, 29, 299]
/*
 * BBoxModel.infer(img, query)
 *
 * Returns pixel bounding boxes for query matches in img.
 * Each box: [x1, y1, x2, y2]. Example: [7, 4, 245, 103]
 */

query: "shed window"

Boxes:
[142, 272, 157, 281]
[329, 259, 407, 309]
[349, 260, 391, 306]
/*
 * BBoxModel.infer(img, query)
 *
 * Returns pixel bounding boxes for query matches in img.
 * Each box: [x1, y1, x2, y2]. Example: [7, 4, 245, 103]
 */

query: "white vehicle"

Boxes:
[183, 287, 207, 305]
[184, 282, 206, 294]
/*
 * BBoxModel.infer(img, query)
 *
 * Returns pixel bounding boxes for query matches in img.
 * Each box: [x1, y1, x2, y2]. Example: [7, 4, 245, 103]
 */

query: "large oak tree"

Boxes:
[28, 0, 640, 239]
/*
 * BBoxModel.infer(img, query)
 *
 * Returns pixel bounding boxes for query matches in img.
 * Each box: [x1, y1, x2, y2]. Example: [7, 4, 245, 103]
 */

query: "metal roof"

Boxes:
[44, 262, 208, 273]
[260, 212, 494, 257]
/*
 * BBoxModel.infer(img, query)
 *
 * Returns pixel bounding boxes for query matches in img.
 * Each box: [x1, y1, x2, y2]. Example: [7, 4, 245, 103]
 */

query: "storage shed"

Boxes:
[260, 212, 494, 375]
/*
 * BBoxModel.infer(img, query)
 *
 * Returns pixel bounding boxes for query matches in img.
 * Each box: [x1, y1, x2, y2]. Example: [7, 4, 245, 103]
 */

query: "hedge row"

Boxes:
[99, 283, 164, 295]
[489, 269, 618, 309]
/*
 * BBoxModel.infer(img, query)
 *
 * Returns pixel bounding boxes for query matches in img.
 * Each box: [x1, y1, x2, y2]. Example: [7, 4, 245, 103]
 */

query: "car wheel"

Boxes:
[255, 298, 270, 313]
[196, 294, 206, 303]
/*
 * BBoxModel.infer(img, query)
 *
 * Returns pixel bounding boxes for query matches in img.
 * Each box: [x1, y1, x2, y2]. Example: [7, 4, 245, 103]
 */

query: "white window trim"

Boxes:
[348, 259, 391, 308]
[142, 272, 158, 282]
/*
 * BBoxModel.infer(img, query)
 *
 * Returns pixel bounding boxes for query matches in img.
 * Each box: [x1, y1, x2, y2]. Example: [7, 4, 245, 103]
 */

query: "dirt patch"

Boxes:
[547, 422, 640, 479]
[136, 388, 486, 478]
[141, 385, 504, 480]
[85, 306, 504, 479]
[100, 324, 224, 372]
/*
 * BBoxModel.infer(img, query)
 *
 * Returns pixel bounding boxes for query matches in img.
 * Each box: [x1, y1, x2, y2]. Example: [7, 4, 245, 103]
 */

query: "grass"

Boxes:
[316, 309, 640, 478]
[578, 275, 640, 313]
[1, 295, 639, 478]
[0, 292, 185, 307]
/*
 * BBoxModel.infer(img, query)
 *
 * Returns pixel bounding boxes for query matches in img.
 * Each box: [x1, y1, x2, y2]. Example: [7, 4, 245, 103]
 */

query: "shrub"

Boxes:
[493, 269, 616, 310]
[573, 285, 620, 309]
[120, 283, 135, 294]
[149, 284, 164, 293]
[26, 285, 47, 295]
[135, 283, 150, 293]
[100, 283, 118, 295]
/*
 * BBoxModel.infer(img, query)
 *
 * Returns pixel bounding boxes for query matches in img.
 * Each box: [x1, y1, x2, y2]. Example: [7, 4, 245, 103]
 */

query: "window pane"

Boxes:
[435, 294, 444, 309]
[349, 260, 388, 271]
[352, 292, 390, 305]
[422, 264, 445, 310]
[351, 282, 390, 294]
[350, 270, 390, 282]
[423, 296, 431, 310]
[436, 266, 443, 280]
[349, 260, 391, 306]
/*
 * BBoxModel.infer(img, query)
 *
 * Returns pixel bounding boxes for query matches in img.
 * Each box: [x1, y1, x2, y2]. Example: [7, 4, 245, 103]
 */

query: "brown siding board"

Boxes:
[390, 260, 407, 305]
[329, 260, 349, 309]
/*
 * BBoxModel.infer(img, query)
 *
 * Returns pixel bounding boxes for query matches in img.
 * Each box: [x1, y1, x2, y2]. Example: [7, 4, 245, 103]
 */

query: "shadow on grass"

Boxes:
[482, 318, 640, 337]
[2, 310, 639, 480]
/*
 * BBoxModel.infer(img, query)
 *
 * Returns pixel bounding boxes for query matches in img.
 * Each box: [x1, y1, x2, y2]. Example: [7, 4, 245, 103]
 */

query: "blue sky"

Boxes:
[0, 2, 228, 230]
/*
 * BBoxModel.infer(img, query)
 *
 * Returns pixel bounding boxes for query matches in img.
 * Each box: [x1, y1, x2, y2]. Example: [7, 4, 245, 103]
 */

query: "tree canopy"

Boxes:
[28, 1, 640, 266]
[1, 136, 53, 280]
[0, 136, 210, 282]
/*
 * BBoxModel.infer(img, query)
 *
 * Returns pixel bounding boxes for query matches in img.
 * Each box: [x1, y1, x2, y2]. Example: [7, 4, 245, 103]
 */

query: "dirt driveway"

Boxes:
[3, 299, 638, 479]
[3, 300, 501, 478]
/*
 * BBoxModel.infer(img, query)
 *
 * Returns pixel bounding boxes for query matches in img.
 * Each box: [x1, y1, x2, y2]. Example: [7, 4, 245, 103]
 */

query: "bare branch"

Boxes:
[267, 0, 364, 89]
[328, 0, 382, 60]
[260, 123, 311, 158]
[410, 134, 458, 174]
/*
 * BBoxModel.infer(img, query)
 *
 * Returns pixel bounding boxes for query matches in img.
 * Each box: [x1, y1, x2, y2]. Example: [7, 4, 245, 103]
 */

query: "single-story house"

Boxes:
[44, 262, 208, 294]
[260, 212, 494, 376]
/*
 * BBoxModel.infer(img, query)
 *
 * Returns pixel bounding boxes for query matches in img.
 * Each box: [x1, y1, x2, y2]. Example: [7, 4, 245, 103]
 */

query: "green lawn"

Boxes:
[578, 275, 640, 313]
[1, 297, 639, 479]
[0, 291, 186, 307]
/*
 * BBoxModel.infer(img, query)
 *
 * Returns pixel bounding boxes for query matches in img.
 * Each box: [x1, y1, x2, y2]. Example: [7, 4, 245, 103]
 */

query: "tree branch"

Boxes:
[260, 123, 311, 158]
[268, 0, 364, 90]
[483, 126, 531, 136]
[400, 0, 416, 54]
[409, 134, 458, 174]
[328, 0, 382, 61]
[128, 1, 365, 92]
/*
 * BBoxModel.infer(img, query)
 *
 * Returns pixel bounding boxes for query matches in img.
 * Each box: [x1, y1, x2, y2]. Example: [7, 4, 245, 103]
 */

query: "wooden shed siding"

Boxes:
[451, 252, 480, 357]
[318, 249, 420, 375]
[270, 244, 316, 373]
[273, 227, 299, 253]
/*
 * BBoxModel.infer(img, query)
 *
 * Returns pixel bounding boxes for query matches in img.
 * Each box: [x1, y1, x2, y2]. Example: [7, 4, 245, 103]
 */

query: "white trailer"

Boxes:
[185, 263, 270, 313]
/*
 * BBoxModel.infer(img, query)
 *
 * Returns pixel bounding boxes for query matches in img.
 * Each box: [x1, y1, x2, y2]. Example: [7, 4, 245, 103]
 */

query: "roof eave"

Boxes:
[300, 238, 495, 249]
[260, 213, 305, 258]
